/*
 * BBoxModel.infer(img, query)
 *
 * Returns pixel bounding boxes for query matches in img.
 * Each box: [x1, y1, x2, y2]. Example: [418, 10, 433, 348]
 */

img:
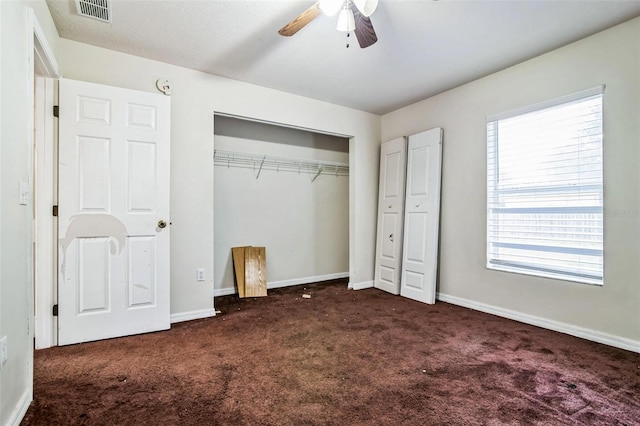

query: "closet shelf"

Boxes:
[214, 149, 349, 180]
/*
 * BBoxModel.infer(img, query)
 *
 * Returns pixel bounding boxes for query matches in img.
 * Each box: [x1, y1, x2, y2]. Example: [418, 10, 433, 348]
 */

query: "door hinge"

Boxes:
[52, 205, 58, 217]
[53, 105, 59, 117]
[52, 304, 58, 317]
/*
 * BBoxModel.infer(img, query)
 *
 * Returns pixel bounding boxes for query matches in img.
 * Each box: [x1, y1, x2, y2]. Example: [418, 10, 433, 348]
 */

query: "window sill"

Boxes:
[487, 263, 603, 287]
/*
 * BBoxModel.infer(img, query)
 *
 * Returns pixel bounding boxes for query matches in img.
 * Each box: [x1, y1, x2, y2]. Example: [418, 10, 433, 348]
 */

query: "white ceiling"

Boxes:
[46, 0, 640, 115]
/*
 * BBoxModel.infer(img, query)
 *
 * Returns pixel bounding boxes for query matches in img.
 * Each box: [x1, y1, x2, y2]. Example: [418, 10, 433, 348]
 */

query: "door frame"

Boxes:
[29, 8, 61, 349]
[211, 112, 354, 294]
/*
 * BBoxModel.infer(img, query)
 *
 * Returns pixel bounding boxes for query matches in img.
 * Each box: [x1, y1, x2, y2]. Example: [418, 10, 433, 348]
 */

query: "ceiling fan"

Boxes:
[278, 0, 379, 48]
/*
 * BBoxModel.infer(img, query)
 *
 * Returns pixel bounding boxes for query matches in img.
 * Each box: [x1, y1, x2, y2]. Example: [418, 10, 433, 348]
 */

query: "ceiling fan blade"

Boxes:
[278, 2, 321, 37]
[351, 5, 378, 48]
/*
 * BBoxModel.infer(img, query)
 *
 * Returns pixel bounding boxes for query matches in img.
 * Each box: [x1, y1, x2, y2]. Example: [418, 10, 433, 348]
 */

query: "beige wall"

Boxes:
[214, 118, 349, 293]
[0, 1, 60, 424]
[58, 39, 381, 318]
[382, 17, 640, 346]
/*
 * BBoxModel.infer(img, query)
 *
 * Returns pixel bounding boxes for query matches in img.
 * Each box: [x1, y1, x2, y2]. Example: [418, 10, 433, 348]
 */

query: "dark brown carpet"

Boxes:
[23, 279, 640, 425]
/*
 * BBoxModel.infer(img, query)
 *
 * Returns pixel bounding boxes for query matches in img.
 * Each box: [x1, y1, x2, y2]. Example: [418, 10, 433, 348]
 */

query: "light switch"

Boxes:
[19, 180, 30, 205]
[0, 335, 7, 369]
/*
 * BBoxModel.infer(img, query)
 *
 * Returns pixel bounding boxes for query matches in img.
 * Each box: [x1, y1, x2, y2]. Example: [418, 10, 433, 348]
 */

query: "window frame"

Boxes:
[486, 85, 605, 286]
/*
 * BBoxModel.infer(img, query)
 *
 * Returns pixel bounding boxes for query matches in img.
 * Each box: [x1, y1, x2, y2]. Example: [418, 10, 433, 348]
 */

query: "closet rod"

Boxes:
[214, 149, 349, 178]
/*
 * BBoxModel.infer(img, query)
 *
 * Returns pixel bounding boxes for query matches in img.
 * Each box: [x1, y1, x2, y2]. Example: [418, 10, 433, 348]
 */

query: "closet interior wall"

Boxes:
[213, 116, 349, 296]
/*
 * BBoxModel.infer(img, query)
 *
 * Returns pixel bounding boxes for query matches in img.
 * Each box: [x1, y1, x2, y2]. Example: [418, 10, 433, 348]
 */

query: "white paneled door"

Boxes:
[58, 79, 171, 345]
[374, 137, 407, 294]
[400, 128, 443, 304]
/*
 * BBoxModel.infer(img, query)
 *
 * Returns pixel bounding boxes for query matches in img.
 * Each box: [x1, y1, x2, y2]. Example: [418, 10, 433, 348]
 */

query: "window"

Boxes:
[487, 86, 604, 285]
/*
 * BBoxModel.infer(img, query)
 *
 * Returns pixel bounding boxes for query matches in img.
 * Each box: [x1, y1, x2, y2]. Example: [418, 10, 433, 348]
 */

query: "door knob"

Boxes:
[157, 220, 167, 229]
[389, 233, 394, 242]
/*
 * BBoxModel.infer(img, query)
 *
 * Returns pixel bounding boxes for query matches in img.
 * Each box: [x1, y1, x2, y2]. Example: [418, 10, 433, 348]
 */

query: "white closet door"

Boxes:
[58, 78, 171, 345]
[400, 128, 443, 304]
[374, 137, 407, 294]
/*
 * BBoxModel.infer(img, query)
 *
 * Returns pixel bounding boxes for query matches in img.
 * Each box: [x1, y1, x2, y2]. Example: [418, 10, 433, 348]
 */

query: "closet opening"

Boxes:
[213, 114, 350, 297]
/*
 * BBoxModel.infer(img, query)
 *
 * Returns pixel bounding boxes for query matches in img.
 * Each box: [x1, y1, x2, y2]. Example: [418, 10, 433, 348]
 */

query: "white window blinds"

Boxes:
[487, 86, 604, 285]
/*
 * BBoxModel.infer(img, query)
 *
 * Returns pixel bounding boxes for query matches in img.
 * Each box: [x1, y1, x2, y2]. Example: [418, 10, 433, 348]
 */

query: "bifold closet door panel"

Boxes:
[374, 137, 407, 295]
[400, 128, 443, 304]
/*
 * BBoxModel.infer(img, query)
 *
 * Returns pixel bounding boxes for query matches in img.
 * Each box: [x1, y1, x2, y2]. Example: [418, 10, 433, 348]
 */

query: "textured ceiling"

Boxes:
[46, 0, 640, 115]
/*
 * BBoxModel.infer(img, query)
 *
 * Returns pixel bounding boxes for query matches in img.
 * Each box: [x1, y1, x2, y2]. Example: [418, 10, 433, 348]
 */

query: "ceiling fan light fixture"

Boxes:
[336, 7, 355, 32]
[319, 0, 343, 16]
[278, 0, 378, 48]
[354, 0, 378, 17]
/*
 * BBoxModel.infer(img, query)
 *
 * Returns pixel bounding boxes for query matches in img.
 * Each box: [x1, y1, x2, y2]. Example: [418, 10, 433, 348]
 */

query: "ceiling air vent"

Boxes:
[75, 0, 111, 23]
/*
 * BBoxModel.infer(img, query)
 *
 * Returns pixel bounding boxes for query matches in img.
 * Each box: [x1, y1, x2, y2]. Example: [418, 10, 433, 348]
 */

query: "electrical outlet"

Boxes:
[0, 336, 8, 369]
[196, 268, 205, 282]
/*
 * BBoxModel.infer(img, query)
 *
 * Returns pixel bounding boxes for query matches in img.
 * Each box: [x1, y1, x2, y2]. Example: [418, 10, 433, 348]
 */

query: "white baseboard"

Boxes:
[350, 280, 374, 290]
[269, 272, 349, 289]
[437, 293, 640, 354]
[10, 388, 32, 426]
[170, 308, 216, 324]
[214, 287, 236, 297]
[214, 272, 349, 297]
